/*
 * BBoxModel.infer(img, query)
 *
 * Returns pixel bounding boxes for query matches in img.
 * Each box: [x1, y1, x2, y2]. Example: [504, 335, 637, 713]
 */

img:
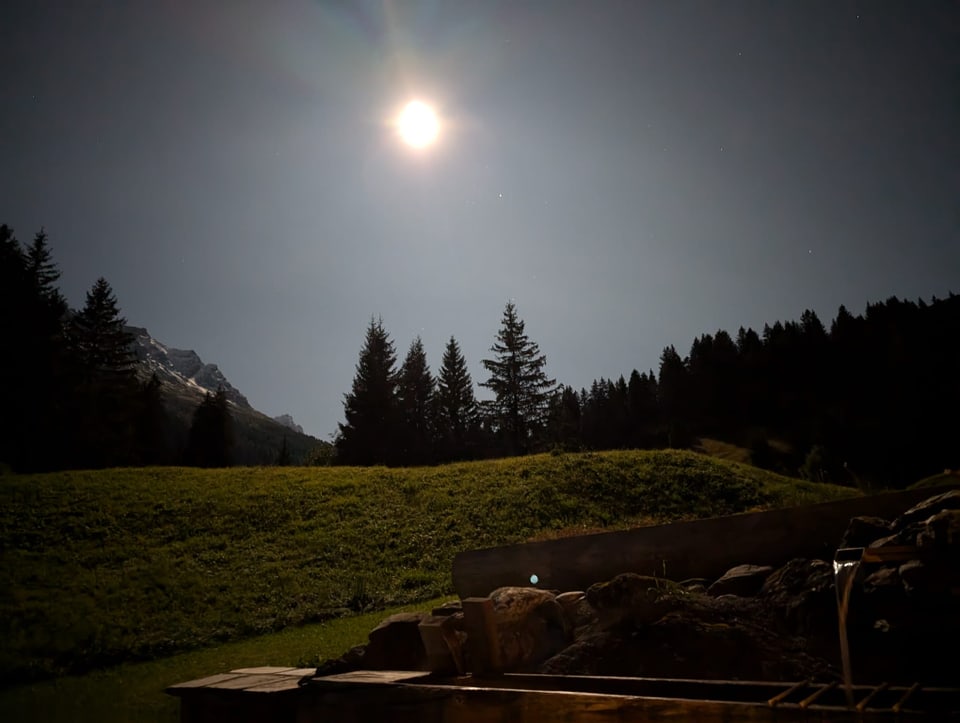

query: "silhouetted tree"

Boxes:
[133, 373, 172, 465]
[185, 387, 234, 467]
[397, 336, 436, 465]
[480, 301, 556, 456]
[627, 369, 660, 447]
[657, 345, 692, 448]
[546, 385, 582, 451]
[435, 336, 479, 461]
[67, 277, 139, 467]
[275, 435, 292, 466]
[336, 317, 399, 465]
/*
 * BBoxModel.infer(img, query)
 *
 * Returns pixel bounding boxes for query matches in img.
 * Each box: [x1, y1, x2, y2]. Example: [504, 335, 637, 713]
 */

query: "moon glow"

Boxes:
[396, 101, 440, 148]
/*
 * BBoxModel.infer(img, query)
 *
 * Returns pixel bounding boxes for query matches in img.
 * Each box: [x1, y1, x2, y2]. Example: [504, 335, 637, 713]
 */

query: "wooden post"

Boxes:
[461, 597, 501, 674]
[417, 614, 464, 675]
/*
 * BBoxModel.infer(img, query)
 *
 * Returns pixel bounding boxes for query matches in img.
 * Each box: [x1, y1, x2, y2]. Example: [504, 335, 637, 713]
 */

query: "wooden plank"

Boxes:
[299, 680, 933, 722]
[418, 614, 464, 674]
[461, 597, 502, 674]
[452, 485, 959, 598]
[167, 672, 246, 692]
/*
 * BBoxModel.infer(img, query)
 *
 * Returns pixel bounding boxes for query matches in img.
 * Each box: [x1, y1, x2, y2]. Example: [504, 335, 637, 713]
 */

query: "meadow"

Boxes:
[1, 448, 858, 715]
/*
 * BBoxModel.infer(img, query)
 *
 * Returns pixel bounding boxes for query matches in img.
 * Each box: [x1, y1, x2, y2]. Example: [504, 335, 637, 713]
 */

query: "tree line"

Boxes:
[336, 296, 960, 488]
[0, 225, 234, 471]
[4, 223, 957, 486]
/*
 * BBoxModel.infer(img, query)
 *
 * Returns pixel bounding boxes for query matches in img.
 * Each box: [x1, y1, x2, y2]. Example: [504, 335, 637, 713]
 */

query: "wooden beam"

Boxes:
[461, 597, 502, 674]
[452, 485, 959, 598]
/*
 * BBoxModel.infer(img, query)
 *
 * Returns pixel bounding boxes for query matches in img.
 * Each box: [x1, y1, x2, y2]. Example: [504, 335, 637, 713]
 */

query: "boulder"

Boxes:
[363, 612, 429, 670]
[585, 573, 679, 628]
[555, 591, 595, 630]
[707, 564, 774, 597]
[916, 508, 960, 554]
[893, 490, 960, 530]
[759, 558, 835, 638]
[488, 586, 570, 671]
[840, 516, 891, 548]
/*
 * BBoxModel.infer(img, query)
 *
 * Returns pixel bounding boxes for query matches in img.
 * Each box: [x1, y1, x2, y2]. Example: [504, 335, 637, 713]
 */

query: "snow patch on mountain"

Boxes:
[127, 326, 251, 409]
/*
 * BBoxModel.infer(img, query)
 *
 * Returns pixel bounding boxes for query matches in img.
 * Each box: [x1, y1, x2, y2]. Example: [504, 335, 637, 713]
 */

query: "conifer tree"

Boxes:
[397, 336, 436, 465]
[133, 373, 171, 465]
[275, 435, 292, 466]
[435, 336, 479, 461]
[68, 277, 139, 467]
[336, 317, 399, 465]
[480, 301, 556, 456]
[185, 387, 234, 467]
[71, 278, 137, 384]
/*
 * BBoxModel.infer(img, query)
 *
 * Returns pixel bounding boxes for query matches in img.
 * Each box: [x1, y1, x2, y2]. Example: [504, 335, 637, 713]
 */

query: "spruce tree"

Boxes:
[435, 336, 479, 461]
[397, 336, 435, 465]
[68, 277, 139, 467]
[480, 301, 556, 456]
[336, 317, 399, 465]
[184, 387, 234, 467]
[71, 278, 137, 384]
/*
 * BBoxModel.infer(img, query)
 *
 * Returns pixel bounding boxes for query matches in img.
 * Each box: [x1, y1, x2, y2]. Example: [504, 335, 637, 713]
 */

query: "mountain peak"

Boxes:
[273, 414, 304, 434]
[127, 326, 250, 408]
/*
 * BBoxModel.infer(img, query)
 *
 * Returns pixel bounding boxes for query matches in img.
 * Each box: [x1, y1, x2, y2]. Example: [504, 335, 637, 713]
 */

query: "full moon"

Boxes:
[396, 101, 440, 148]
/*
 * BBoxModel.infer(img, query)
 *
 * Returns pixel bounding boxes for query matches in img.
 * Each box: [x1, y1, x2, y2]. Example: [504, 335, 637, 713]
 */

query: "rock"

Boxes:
[315, 644, 365, 677]
[840, 516, 891, 548]
[916, 509, 960, 554]
[489, 587, 569, 671]
[555, 591, 594, 629]
[868, 532, 908, 548]
[541, 594, 833, 682]
[863, 566, 900, 590]
[679, 578, 711, 589]
[759, 559, 835, 638]
[363, 612, 429, 670]
[707, 564, 774, 597]
[431, 600, 463, 616]
[585, 573, 679, 628]
[893, 490, 960, 530]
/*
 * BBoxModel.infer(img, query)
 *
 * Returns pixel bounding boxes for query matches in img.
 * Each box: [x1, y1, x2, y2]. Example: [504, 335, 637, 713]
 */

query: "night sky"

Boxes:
[2, 1, 958, 440]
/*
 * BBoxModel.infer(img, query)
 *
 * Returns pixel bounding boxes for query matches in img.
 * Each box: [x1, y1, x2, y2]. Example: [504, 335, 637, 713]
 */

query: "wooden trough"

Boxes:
[169, 484, 960, 722]
[169, 669, 960, 722]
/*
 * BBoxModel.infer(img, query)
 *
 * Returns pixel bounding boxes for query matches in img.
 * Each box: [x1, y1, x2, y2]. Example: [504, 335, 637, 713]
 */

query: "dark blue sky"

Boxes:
[2, 1, 958, 439]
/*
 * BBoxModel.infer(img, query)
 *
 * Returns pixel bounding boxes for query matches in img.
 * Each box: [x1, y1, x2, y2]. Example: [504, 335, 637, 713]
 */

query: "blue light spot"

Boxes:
[529, 574, 539, 585]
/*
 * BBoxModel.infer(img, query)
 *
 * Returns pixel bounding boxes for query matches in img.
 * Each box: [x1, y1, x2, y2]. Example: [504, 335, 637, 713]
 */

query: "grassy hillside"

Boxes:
[0, 449, 857, 685]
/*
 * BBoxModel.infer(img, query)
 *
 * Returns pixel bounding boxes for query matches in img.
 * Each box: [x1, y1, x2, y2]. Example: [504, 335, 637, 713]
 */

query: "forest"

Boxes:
[2, 223, 958, 488]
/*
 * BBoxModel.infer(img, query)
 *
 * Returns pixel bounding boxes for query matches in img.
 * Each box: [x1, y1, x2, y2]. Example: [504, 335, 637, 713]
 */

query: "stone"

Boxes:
[893, 490, 960, 530]
[363, 612, 429, 671]
[707, 564, 774, 597]
[839, 516, 891, 548]
[916, 508, 960, 554]
[585, 573, 679, 628]
[431, 600, 463, 616]
[487, 587, 570, 671]
[555, 591, 594, 630]
[759, 559, 835, 638]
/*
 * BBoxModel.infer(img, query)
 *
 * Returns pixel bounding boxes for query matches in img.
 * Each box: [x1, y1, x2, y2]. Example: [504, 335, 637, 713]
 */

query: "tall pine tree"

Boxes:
[480, 301, 556, 456]
[435, 335, 479, 461]
[397, 336, 436, 465]
[68, 277, 139, 467]
[336, 317, 399, 465]
[184, 387, 234, 467]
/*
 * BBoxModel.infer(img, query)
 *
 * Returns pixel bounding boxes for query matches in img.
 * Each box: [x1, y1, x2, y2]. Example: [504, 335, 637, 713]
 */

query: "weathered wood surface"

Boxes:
[298, 672, 959, 721]
[452, 485, 959, 598]
[169, 668, 959, 722]
[166, 667, 314, 723]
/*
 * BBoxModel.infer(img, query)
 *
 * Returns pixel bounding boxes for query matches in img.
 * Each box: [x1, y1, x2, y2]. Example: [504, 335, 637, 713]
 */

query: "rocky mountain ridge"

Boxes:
[126, 325, 319, 464]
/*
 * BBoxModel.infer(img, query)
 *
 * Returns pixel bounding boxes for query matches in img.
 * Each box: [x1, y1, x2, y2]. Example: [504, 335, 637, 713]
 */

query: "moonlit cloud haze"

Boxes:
[2, 1, 958, 439]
